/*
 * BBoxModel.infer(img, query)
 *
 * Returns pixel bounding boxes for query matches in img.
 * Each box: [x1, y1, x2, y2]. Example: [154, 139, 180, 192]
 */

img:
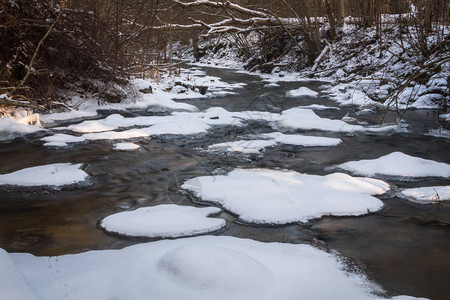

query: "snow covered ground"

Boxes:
[182, 168, 389, 224]
[101, 205, 226, 238]
[4, 236, 426, 300]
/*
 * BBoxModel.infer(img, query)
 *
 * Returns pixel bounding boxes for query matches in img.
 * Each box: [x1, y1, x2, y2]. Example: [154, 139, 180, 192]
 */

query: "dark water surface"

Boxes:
[0, 67, 449, 299]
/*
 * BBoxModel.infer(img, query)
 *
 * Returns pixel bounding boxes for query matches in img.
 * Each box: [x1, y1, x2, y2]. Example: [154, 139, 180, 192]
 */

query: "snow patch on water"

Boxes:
[399, 186, 450, 204]
[182, 168, 389, 224]
[6, 236, 421, 300]
[337, 152, 450, 178]
[0, 163, 88, 187]
[101, 204, 226, 238]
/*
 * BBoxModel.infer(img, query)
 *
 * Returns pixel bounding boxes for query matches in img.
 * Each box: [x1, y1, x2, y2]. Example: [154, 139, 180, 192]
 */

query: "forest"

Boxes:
[0, 2, 449, 300]
[1, 0, 448, 111]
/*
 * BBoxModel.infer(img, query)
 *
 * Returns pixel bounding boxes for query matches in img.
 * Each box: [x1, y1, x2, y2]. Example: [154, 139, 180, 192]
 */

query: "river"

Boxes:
[0, 66, 449, 299]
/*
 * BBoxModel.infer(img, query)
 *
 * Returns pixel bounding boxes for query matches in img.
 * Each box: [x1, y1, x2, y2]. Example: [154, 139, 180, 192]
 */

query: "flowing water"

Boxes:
[0, 67, 449, 299]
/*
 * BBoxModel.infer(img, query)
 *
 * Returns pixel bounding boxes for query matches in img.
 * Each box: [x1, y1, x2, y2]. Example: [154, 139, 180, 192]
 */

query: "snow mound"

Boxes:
[400, 186, 450, 204]
[276, 108, 402, 133]
[8, 236, 421, 300]
[101, 205, 226, 238]
[113, 142, 140, 151]
[182, 168, 388, 224]
[0, 163, 88, 187]
[286, 87, 319, 97]
[337, 152, 450, 178]
[157, 244, 269, 290]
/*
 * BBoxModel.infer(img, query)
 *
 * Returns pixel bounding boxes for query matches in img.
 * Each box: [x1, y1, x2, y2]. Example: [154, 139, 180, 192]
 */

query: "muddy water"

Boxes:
[0, 67, 449, 299]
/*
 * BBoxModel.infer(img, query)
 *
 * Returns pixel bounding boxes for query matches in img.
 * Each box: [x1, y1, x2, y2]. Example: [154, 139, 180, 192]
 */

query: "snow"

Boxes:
[410, 94, 444, 109]
[440, 113, 450, 121]
[296, 104, 340, 110]
[0, 114, 44, 141]
[43, 107, 298, 147]
[0, 249, 39, 300]
[276, 108, 403, 133]
[208, 139, 278, 154]
[0, 163, 88, 187]
[100, 204, 226, 238]
[426, 128, 450, 139]
[264, 82, 280, 87]
[113, 142, 140, 151]
[208, 132, 341, 154]
[6, 236, 421, 300]
[39, 110, 98, 125]
[286, 87, 319, 98]
[400, 186, 450, 204]
[261, 132, 342, 146]
[182, 168, 389, 224]
[337, 152, 450, 178]
[140, 93, 198, 112]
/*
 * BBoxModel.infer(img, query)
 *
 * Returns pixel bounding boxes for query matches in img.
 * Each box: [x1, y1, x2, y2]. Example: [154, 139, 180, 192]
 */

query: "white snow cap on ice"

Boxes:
[113, 142, 140, 151]
[276, 108, 402, 133]
[182, 168, 389, 224]
[0, 163, 88, 187]
[7, 236, 424, 300]
[208, 132, 341, 154]
[337, 152, 450, 178]
[400, 186, 450, 204]
[286, 87, 319, 98]
[101, 204, 226, 238]
[208, 139, 278, 154]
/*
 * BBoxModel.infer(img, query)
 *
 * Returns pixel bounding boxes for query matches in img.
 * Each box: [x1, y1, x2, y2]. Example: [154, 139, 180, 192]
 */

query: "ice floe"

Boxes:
[261, 132, 342, 146]
[208, 139, 278, 154]
[276, 107, 402, 133]
[0, 163, 88, 187]
[182, 168, 389, 224]
[286, 87, 319, 98]
[399, 186, 450, 204]
[6, 236, 421, 300]
[208, 132, 341, 154]
[113, 142, 140, 151]
[337, 152, 450, 178]
[101, 204, 226, 238]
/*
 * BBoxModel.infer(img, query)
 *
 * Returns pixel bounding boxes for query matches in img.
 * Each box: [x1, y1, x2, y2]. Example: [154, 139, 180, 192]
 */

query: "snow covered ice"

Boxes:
[337, 152, 450, 178]
[208, 139, 278, 154]
[208, 132, 341, 154]
[275, 107, 403, 133]
[182, 168, 389, 224]
[286, 86, 319, 98]
[0, 163, 88, 187]
[4, 236, 425, 300]
[399, 186, 450, 204]
[101, 204, 226, 238]
[113, 142, 140, 151]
